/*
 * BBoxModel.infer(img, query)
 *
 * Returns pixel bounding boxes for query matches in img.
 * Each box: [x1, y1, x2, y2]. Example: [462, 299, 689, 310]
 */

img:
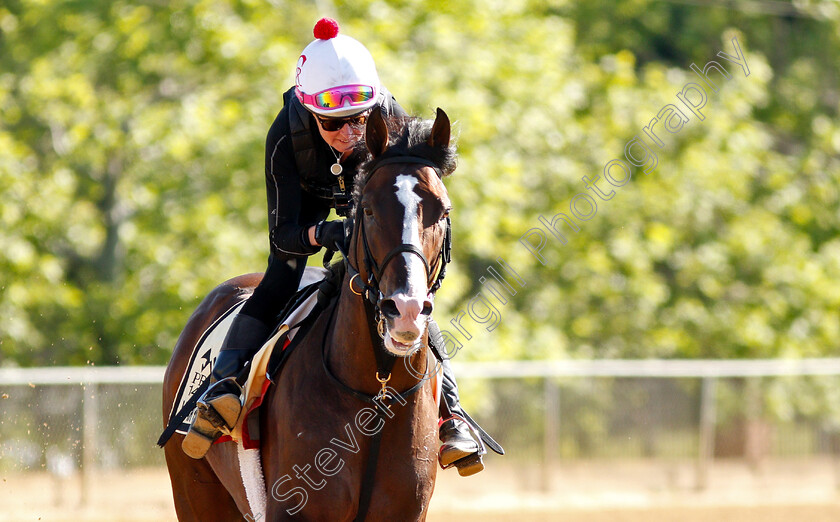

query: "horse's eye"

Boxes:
[364, 207, 374, 217]
[442, 208, 451, 220]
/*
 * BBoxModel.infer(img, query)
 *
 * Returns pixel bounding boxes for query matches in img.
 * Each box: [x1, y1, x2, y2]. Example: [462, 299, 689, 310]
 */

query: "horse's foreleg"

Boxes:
[164, 434, 242, 522]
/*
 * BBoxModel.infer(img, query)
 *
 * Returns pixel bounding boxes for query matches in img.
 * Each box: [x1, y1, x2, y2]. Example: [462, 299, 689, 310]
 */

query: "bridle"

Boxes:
[320, 154, 452, 522]
[350, 155, 451, 299]
[322, 154, 451, 401]
[347, 155, 451, 354]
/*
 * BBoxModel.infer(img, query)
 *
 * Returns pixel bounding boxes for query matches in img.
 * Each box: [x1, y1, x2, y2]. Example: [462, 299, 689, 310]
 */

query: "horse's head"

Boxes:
[350, 109, 456, 356]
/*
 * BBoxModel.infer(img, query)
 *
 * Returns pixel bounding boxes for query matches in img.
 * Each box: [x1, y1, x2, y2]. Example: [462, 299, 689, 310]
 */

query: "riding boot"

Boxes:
[438, 356, 484, 477]
[182, 313, 272, 459]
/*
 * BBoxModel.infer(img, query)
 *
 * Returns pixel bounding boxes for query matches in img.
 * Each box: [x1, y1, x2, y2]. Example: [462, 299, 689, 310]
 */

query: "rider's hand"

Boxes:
[314, 220, 346, 250]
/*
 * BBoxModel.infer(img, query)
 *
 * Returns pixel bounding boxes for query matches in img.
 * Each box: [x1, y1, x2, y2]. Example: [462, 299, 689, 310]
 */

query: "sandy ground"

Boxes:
[2, 458, 839, 521]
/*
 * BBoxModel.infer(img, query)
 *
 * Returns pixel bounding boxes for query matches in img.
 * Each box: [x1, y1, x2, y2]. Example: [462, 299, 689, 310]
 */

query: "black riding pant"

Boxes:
[239, 195, 331, 328]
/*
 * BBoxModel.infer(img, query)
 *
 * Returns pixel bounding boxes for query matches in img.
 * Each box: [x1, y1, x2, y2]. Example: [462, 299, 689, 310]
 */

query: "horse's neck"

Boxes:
[327, 275, 428, 397]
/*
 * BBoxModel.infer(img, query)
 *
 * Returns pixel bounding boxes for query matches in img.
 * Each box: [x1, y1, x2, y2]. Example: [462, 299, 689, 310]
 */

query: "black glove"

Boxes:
[314, 220, 346, 251]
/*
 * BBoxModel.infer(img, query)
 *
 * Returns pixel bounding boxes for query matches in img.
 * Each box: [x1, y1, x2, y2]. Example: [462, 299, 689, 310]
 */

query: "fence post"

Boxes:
[543, 377, 559, 491]
[81, 382, 98, 506]
[833, 427, 840, 492]
[696, 376, 717, 490]
[744, 377, 763, 471]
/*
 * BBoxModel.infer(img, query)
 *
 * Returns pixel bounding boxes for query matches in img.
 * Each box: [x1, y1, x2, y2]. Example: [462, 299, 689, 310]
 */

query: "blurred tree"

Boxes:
[1, 0, 839, 372]
[0, 0, 312, 364]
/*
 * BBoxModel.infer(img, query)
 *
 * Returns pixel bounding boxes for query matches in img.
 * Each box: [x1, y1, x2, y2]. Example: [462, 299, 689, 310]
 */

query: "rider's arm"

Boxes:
[264, 112, 321, 257]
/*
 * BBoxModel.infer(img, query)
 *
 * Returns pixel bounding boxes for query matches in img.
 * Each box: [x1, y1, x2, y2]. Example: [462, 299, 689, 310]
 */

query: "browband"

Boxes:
[365, 155, 443, 180]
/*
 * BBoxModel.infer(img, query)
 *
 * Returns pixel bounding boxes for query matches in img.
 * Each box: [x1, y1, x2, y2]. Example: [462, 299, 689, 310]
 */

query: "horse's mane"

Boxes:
[351, 116, 457, 212]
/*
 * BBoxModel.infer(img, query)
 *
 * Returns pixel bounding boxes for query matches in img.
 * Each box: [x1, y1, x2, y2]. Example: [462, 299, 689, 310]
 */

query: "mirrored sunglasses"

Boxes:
[316, 113, 369, 132]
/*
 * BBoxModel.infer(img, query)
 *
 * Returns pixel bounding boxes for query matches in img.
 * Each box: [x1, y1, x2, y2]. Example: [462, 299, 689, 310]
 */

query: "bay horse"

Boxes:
[162, 108, 456, 521]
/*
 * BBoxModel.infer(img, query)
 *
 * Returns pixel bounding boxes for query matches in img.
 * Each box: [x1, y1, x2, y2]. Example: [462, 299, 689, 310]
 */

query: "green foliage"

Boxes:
[1, 0, 839, 371]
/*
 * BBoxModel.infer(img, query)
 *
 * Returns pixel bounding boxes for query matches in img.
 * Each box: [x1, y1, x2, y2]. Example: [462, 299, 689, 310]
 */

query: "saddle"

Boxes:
[228, 282, 327, 448]
[157, 266, 340, 448]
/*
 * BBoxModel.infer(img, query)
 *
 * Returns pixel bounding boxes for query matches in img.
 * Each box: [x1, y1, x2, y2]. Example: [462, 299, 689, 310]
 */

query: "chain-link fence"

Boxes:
[2, 361, 840, 505]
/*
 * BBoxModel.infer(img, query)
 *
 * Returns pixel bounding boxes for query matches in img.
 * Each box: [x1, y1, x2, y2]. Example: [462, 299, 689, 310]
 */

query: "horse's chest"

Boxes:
[266, 383, 436, 519]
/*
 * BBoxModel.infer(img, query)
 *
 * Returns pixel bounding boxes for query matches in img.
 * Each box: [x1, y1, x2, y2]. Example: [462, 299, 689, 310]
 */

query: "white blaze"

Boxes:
[394, 174, 426, 294]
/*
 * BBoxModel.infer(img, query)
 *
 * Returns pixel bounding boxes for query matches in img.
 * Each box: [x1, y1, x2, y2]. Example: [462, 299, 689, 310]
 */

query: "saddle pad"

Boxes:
[231, 287, 321, 448]
[167, 267, 329, 436]
[169, 300, 247, 435]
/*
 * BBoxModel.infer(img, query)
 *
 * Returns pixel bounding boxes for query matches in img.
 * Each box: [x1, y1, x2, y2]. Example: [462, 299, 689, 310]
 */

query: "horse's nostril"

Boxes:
[421, 300, 434, 316]
[380, 299, 400, 319]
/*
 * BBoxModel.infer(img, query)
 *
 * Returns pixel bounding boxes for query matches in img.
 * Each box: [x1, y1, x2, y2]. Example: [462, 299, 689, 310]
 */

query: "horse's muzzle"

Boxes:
[380, 293, 433, 355]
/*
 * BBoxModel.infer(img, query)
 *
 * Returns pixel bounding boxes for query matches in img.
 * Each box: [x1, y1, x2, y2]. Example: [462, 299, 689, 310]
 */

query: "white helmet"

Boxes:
[294, 18, 381, 118]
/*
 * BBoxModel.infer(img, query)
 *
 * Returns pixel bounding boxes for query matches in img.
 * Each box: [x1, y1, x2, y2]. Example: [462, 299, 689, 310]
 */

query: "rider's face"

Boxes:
[314, 114, 366, 154]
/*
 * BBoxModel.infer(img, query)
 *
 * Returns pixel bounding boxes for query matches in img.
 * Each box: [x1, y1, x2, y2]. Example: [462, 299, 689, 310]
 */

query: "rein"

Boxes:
[319, 297, 426, 406]
[320, 155, 450, 522]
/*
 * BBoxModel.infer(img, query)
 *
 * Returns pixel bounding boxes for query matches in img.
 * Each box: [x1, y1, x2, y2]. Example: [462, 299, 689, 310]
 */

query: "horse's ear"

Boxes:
[427, 108, 450, 149]
[365, 109, 389, 158]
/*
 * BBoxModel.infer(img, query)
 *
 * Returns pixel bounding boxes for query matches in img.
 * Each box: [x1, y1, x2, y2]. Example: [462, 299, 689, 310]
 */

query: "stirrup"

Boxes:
[197, 376, 245, 429]
[450, 453, 485, 477]
[438, 416, 486, 476]
[181, 378, 244, 459]
[182, 412, 225, 459]
[439, 446, 485, 477]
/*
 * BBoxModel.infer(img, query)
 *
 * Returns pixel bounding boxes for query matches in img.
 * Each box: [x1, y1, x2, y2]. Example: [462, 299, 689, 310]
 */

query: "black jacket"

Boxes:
[264, 86, 406, 257]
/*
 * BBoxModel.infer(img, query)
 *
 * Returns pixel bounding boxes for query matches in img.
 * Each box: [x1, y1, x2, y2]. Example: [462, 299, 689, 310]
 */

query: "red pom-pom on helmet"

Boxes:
[313, 17, 339, 40]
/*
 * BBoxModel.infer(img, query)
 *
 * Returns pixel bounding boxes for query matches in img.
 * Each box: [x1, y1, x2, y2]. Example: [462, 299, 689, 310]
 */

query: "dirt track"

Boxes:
[432, 505, 840, 522]
[2, 459, 840, 521]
